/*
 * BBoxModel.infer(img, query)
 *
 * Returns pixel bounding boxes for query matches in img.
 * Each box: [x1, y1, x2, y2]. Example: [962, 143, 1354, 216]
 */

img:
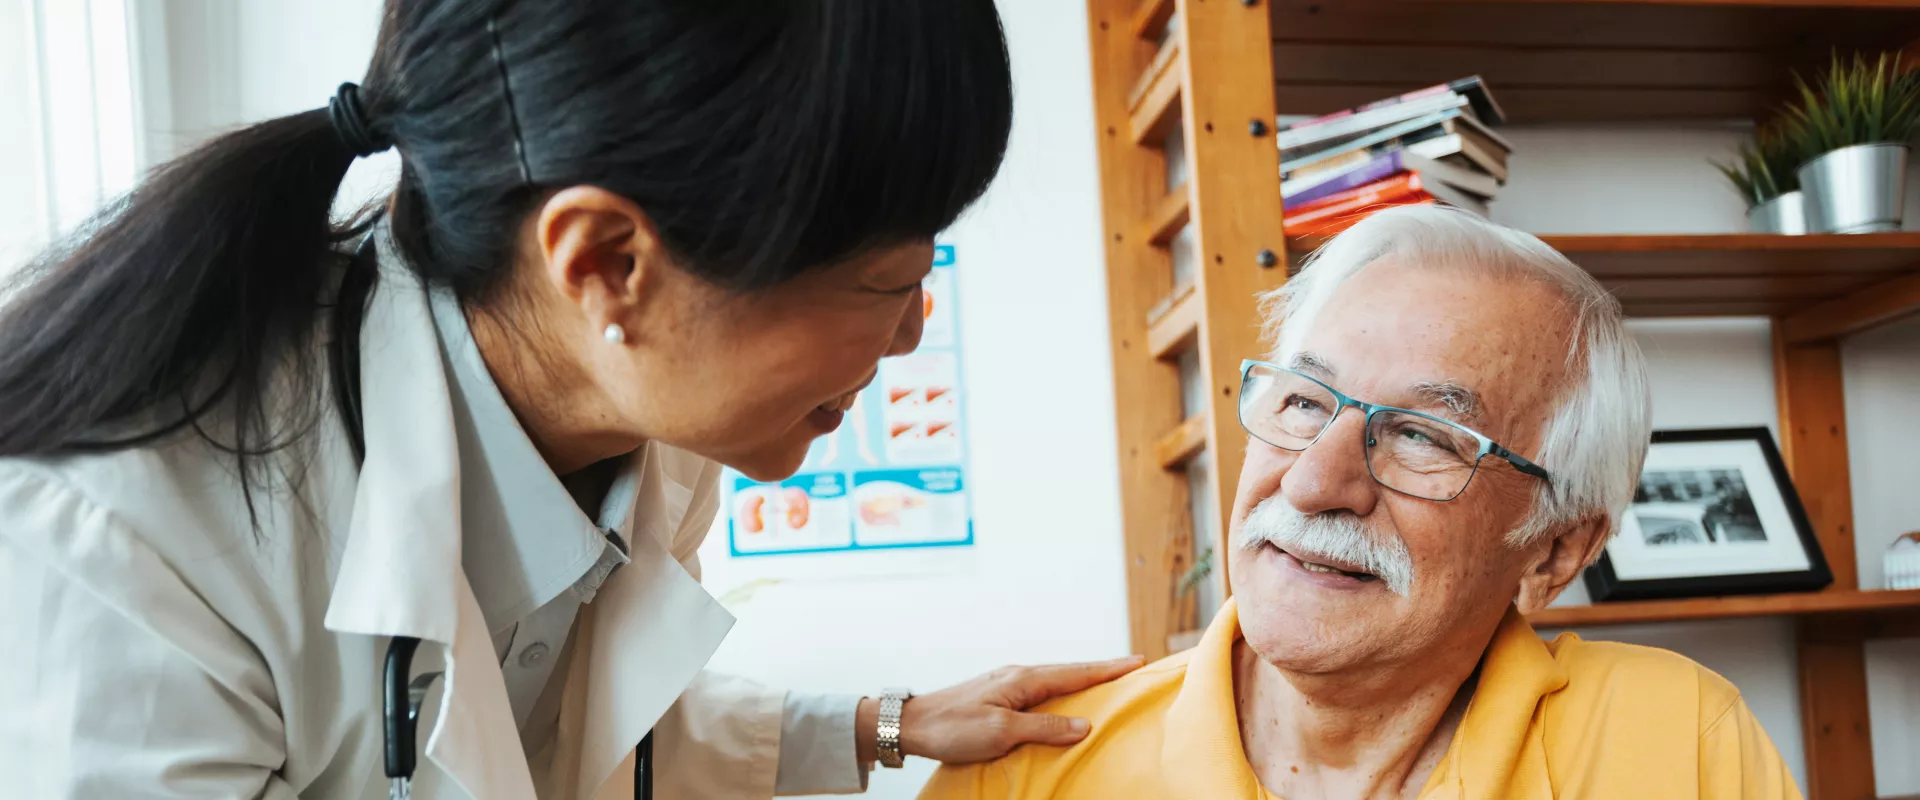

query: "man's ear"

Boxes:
[532, 186, 666, 329]
[1514, 512, 1611, 614]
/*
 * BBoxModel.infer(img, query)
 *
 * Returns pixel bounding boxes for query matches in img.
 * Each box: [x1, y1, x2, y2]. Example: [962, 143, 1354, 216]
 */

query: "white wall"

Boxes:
[149, 0, 394, 210]
[1502, 126, 1920, 796]
[693, 0, 1132, 796]
[1, 0, 148, 277]
[0, 0, 47, 271]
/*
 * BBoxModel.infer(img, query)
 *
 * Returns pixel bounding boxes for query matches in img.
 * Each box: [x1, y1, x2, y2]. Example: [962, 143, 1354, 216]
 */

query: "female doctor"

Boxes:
[0, 1, 1142, 797]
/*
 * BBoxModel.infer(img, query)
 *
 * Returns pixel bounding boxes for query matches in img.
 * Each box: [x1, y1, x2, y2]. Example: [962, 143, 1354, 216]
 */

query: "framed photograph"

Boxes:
[1584, 427, 1832, 603]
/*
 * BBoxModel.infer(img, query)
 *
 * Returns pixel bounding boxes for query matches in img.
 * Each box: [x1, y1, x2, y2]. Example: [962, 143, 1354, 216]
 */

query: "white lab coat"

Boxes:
[0, 255, 795, 799]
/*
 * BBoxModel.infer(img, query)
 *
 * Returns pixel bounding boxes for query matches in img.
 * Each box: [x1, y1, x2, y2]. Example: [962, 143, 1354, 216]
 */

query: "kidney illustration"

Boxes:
[782, 486, 811, 529]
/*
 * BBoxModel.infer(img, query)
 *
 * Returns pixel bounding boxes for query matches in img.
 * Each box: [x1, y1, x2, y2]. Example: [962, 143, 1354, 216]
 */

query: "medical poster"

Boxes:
[725, 244, 975, 557]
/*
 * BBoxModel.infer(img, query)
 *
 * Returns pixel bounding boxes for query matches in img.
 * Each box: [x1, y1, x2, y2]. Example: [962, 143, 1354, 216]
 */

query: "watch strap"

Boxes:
[876, 688, 911, 769]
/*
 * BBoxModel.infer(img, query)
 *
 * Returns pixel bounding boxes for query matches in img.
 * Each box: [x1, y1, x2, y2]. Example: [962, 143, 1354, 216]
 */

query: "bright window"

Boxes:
[0, 0, 143, 277]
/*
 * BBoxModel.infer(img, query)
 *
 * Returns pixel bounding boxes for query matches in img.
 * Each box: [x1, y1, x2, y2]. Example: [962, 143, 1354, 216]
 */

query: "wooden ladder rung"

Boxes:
[1146, 287, 1200, 360]
[1154, 412, 1209, 470]
[1127, 38, 1182, 146]
[1138, 187, 1191, 247]
[1129, 0, 1175, 41]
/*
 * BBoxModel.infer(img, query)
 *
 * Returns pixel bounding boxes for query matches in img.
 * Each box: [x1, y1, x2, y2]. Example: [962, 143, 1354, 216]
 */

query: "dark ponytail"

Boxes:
[0, 108, 366, 462]
[0, 0, 1012, 475]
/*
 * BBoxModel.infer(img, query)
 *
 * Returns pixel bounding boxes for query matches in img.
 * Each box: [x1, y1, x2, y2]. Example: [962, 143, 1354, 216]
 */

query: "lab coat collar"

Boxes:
[1159, 599, 1566, 799]
[551, 458, 737, 796]
[322, 228, 734, 799]
[321, 229, 532, 798]
[425, 280, 639, 632]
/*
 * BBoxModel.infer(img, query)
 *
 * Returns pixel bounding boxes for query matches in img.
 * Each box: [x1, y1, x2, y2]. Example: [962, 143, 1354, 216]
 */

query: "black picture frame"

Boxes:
[1584, 427, 1833, 603]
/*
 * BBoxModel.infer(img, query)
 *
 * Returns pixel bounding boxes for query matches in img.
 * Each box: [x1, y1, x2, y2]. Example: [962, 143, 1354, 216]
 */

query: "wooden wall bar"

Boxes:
[1177, 0, 1290, 608]
[1085, 0, 1193, 659]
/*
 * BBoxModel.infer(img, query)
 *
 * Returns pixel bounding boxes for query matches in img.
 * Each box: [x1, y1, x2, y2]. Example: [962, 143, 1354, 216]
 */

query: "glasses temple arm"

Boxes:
[1489, 443, 1552, 483]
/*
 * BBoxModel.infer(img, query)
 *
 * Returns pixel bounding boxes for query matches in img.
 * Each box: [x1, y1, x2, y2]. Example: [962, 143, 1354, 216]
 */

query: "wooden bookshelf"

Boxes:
[1529, 589, 1920, 630]
[1087, 3, 1920, 796]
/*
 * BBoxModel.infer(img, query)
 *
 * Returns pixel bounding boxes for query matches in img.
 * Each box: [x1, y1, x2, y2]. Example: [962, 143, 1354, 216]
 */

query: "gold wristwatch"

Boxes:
[876, 688, 912, 768]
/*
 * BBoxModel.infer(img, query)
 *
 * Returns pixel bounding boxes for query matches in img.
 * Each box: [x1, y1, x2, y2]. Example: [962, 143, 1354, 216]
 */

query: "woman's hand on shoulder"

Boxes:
[856, 655, 1148, 766]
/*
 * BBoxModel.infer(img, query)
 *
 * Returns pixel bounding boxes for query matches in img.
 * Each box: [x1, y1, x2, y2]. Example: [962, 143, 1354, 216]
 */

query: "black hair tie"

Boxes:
[327, 82, 391, 158]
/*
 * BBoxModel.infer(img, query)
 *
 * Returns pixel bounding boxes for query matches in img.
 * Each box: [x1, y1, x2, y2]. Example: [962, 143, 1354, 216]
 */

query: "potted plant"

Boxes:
[1716, 122, 1805, 234]
[1784, 51, 1920, 233]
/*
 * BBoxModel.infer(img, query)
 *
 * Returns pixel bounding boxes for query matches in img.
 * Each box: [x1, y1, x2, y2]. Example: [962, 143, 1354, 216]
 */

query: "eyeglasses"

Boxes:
[1237, 359, 1552, 502]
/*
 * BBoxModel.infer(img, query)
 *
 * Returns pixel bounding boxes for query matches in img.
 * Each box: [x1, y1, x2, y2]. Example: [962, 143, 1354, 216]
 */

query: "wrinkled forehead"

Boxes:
[1281, 257, 1577, 443]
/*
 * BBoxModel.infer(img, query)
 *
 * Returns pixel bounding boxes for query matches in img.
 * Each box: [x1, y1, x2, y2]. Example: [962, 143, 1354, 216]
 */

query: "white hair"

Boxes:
[1260, 205, 1652, 547]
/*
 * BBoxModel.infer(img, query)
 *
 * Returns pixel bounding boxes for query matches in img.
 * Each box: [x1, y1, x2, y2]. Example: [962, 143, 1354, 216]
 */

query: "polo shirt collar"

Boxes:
[427, 285, 641, 633]
[1435, 606, 1565, 799]
[1161, 598, 1566, 799]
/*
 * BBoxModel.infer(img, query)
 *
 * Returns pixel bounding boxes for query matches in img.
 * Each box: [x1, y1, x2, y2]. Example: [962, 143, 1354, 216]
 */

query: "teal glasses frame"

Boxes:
[1237, 359, 1552, 501]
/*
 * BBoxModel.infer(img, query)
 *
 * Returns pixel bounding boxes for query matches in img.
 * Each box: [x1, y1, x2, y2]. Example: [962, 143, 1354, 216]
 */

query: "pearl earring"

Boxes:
[603, 324, 626, 345]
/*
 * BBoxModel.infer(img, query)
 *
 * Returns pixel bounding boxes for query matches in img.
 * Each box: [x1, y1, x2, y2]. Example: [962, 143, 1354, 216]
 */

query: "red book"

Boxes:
[1286, 197, 1437, 238]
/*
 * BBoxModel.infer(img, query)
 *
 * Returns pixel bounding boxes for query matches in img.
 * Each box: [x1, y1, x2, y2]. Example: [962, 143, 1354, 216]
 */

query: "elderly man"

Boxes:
[918, 207, 1798, 798]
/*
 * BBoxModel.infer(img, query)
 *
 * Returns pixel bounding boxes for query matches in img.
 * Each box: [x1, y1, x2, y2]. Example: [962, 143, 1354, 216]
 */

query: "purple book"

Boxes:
[1283, 151, 1405, 210]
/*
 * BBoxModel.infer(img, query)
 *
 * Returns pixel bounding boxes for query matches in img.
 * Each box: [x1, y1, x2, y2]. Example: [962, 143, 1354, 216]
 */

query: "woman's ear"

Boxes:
[533, 186, 668, 332]
[1514, 512, 1611, 613]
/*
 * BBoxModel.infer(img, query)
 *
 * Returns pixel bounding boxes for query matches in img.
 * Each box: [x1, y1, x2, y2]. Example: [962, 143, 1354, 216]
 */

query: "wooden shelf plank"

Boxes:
[1286, 231, 1920, 319]
[1273, 43, 1776, 91]
[1129, 0, 1174, 41]
[1779, 269, 1920, 343]
[1605, 274, 1879, 301]
[1146, 289, 1201, 360]
[1560, 233, 1920, 319]
[1526, 589, 1920, 629]
[1266, 0, 1920, 123]
[1271, 0, 1920, 52]
[1138, 187, 1192, 247]
[1153, 413, 1209, 470]
[1287, 231, 1920, 272]
[1542, 232, 1920, 276]
[1617, 299, 1806, 318]
[1128, 38, 1182, 146]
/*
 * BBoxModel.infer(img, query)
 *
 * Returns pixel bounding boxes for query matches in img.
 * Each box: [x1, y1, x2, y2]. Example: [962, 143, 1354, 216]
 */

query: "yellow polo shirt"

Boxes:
[920, 599, 1799, 799]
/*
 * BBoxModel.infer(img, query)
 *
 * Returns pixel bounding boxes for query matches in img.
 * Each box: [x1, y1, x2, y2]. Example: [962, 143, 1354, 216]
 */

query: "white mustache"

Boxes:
[1238, 497, 1415, 596]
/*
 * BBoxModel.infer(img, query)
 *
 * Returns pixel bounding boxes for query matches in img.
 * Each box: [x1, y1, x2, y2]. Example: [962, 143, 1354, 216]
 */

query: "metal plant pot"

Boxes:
[1746, 190, 1806, 235]
[1797, 143, 1909, 234]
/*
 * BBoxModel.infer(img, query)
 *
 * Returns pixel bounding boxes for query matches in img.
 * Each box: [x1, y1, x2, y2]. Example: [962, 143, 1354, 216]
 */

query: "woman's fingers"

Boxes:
[1001, 655, 1148, 706]
[1002, 711, 1093, 747]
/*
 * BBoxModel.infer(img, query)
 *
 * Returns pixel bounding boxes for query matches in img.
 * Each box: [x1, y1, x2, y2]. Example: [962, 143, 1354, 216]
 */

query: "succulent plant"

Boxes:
[1782, 51, 1920, 162]
[1716, 121, 1802, 207]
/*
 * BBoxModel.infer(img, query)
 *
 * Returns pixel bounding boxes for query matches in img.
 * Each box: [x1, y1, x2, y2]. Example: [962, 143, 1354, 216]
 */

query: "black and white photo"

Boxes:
[1585, 428, 1831, 602]
[1632, 468, 1767, 547]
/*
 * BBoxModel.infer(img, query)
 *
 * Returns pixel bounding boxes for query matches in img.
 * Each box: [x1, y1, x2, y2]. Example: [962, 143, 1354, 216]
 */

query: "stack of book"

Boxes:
[1278, 76, 1511, 237]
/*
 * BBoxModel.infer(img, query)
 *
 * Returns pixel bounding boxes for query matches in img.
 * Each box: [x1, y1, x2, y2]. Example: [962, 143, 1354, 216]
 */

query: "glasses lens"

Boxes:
[1366, 409, 1483, 500]
[1240, 364, 1339, 450]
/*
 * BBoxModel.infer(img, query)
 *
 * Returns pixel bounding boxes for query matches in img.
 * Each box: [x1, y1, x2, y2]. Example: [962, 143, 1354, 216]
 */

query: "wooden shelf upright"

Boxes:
[1087, 0, 1288, 662]
[1083, 2, 1920, 797]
